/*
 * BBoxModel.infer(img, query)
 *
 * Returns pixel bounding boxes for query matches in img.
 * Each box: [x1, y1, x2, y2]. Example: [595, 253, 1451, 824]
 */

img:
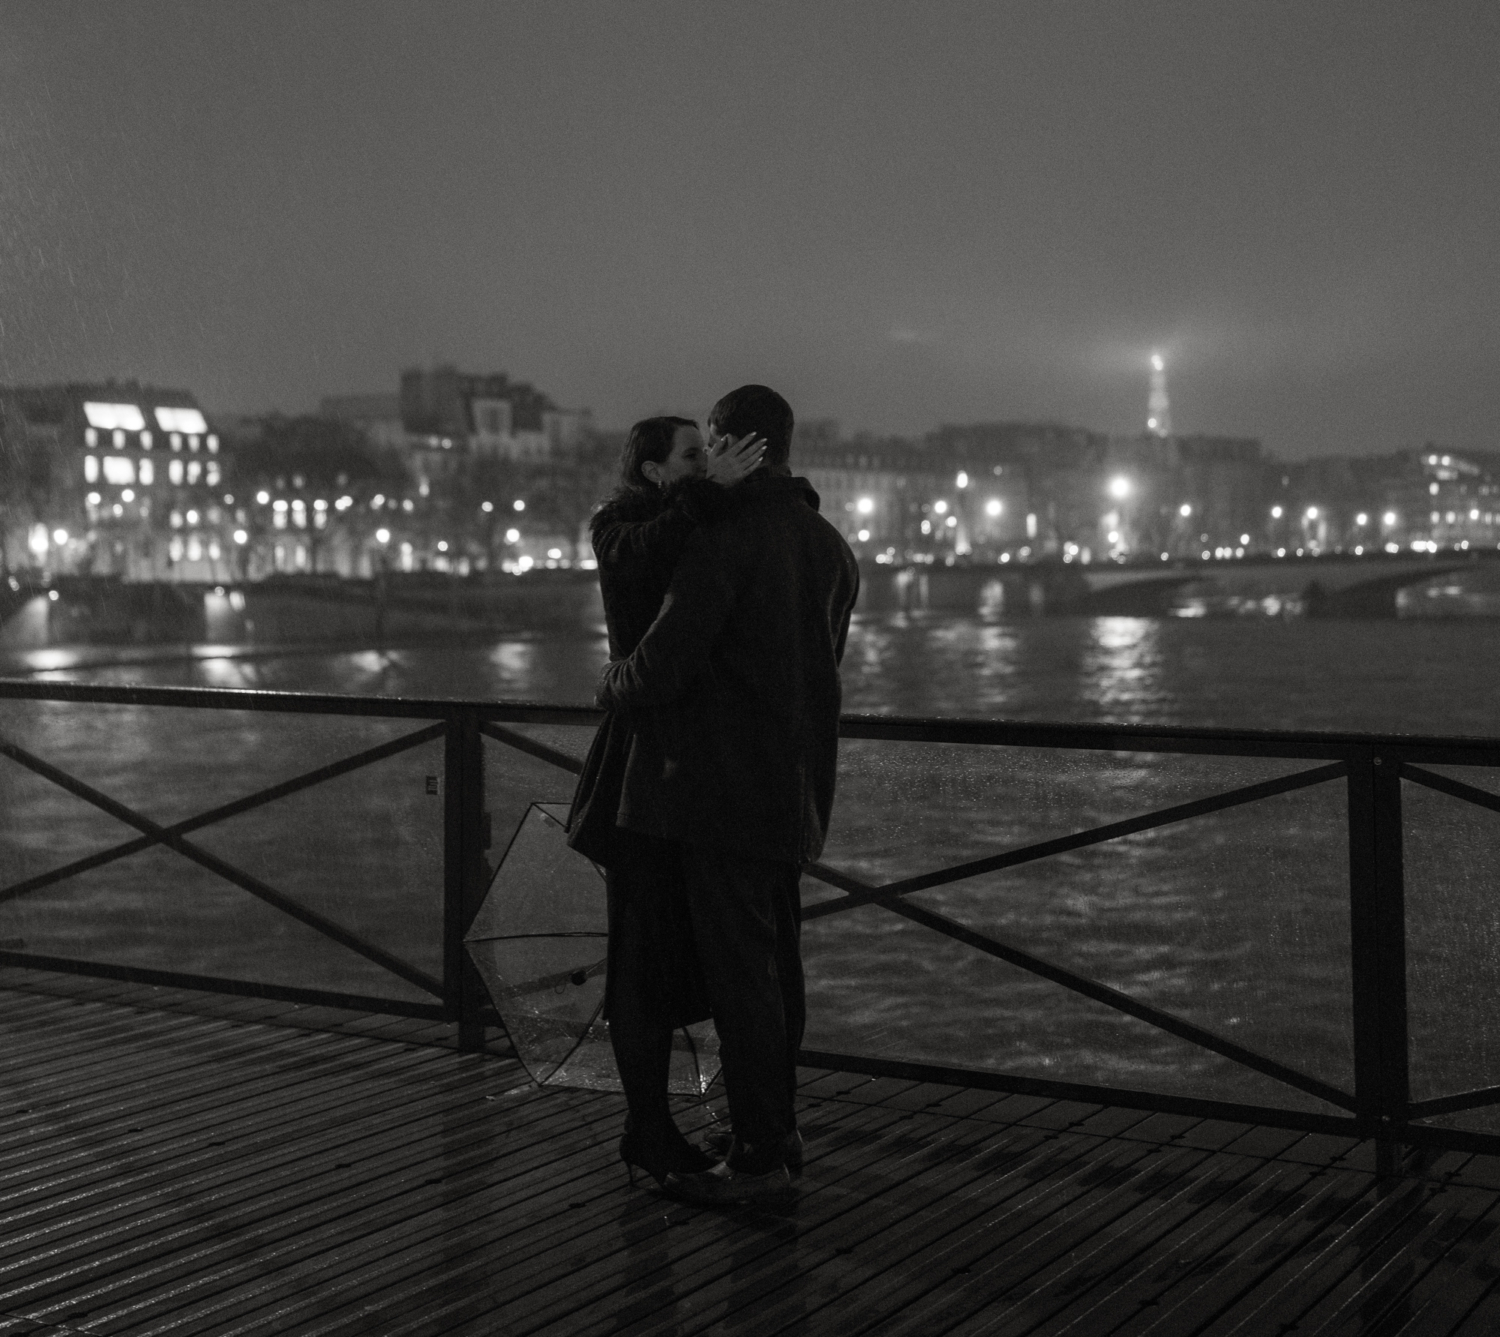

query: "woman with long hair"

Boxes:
[568, 414, 763, 1189]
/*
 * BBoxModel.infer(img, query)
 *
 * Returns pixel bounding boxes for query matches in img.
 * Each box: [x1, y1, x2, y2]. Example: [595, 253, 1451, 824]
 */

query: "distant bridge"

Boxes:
[862, 550, 1498, 617]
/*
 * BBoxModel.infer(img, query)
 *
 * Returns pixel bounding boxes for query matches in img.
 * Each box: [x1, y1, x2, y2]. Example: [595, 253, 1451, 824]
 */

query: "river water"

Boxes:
[3, 610, 1500, 1129]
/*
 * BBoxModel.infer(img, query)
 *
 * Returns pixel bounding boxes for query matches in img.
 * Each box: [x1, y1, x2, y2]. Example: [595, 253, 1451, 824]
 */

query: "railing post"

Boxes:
[1348, 748, 1410, 1173]
[444, 709, 489, 1052]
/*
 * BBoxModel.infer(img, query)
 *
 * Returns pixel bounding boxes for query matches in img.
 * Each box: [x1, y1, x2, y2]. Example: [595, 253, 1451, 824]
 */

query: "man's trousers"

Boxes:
[678, 844, 803, 1163]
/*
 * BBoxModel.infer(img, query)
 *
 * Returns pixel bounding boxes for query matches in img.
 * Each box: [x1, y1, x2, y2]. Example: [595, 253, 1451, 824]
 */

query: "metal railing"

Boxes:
[2, 679, 1499, 1164]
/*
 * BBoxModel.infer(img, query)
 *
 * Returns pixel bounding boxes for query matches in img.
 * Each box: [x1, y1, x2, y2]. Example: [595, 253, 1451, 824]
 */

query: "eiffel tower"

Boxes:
[1147, 351, 1172, 437]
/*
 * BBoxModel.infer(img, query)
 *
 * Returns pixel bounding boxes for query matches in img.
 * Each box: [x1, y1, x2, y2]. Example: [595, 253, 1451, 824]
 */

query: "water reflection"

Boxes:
[1082, 617, 1165, 722]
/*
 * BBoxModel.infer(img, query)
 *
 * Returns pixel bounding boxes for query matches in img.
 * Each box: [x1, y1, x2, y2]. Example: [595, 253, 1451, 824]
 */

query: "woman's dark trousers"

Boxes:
[604, 836, 709, 1140]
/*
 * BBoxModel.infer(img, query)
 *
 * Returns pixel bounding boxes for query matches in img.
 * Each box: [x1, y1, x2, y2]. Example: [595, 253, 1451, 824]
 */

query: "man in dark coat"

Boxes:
[597, 384, 860, 1201]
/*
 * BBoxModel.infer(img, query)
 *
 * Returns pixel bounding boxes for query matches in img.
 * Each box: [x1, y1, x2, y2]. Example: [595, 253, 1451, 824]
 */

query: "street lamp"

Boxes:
[984, 499, 1002, 517]
[1108, 476, 1131, 500]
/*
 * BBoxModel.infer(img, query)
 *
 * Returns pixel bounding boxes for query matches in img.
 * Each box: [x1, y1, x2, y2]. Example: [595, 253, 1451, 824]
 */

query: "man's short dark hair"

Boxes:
[707, 385, 794, 468]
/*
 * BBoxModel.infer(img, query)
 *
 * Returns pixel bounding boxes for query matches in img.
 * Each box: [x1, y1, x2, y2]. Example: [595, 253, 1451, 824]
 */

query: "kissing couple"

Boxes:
[568, 383, 860, 1205]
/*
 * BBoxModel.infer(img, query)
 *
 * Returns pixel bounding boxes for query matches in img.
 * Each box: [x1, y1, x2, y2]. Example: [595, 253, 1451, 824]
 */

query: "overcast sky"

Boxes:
[1, 1, 1496, 457]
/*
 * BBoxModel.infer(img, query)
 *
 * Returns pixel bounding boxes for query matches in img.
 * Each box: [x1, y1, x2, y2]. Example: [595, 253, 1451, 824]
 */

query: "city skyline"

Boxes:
[1, 3, 1496, 459]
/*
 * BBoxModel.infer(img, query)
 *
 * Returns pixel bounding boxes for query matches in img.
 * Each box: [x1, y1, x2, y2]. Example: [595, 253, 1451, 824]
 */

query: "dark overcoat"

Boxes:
[596, 473, 860, 866]
[567, 478, 728, 866]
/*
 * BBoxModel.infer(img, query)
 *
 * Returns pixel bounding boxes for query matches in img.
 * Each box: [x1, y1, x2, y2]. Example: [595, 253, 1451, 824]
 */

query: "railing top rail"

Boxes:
[0, 679, 604, 725]
[2, 678, 1499, 765]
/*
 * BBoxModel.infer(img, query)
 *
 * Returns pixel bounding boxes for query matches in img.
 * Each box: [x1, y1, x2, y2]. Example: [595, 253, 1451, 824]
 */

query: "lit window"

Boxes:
[206, 462, 220, 485]
[84, 455, 99, 483]
[206, 434, 218, 453]
[933, 500, 948, 515]
[188, 435, 200, 452]
[920, 520, 931, 535]
[121, 488, 134, 502]
[169, 459, 184, 485]
[946, 515, 958, 527]
[170, 433, 182, 451]
[273, 499, 288, 512]
[140, 431, 152, 450]
[102, 456, 135, 485]
[208, 541, 221, 560]
[273, 510, 287, 529]
[187, 537, 203, 562]
[187, 461, 201, 484]
[314, 511, 327, 528]
[153, 406, 208, 434]
[233, 529, 248, 544]
[84, 402, 146, 431]
[138, 460, 154, 485]
[85, 428, 98, 447]
[113, 430, 126, 449]
[86, 492, 101, 506]
[186, 509, 199, 524]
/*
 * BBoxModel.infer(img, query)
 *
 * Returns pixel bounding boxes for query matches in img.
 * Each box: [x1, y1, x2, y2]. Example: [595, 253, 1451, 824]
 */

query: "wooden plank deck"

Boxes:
[3, 970, 1500, 1336]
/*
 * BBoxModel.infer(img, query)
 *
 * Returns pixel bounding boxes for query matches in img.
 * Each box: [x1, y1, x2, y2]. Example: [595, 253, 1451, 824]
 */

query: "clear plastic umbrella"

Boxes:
[464, 803, 719, 1093]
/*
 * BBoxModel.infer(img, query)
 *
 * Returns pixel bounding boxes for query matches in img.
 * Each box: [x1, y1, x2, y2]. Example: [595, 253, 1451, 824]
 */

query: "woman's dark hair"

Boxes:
[617, 415, 698, 496]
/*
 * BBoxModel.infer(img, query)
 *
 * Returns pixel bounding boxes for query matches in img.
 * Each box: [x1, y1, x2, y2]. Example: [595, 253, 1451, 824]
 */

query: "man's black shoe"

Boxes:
[700, 1128, 804, 1176]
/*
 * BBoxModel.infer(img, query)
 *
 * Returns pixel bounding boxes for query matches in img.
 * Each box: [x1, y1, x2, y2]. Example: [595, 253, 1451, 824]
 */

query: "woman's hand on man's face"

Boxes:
[705, 432, 766, 487]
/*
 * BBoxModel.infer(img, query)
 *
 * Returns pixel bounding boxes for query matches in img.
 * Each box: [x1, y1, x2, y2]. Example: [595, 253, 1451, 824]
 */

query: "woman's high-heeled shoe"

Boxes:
[620, 1127, 719, 1189]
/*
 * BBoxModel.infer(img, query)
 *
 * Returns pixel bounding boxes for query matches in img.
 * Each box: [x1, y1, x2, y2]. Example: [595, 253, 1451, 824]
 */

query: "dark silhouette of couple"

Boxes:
[568, 384, 859, 1205]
